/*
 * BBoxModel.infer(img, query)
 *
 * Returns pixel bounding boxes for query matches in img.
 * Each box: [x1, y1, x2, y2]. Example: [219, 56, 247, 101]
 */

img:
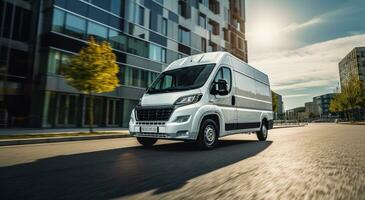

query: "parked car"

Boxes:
[129, 52, 273, 149]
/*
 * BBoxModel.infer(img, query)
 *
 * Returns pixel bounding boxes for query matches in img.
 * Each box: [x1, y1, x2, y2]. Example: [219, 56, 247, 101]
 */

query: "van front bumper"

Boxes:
[129, 105, 199, 140]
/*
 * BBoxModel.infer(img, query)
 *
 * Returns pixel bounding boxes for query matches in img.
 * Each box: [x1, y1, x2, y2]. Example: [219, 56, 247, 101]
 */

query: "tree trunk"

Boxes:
[88, 91, 94, 133]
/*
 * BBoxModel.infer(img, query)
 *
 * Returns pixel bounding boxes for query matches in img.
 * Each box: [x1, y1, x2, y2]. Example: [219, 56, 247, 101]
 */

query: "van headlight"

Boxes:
[174, 94, 202, 106]
[174, 115, 190, 123]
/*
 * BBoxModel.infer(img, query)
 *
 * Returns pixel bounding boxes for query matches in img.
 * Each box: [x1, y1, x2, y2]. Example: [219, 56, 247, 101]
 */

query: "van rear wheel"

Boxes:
[196, 119, 218, 150]
[137, 137, 157, 147]
[256, 122, 268, 141]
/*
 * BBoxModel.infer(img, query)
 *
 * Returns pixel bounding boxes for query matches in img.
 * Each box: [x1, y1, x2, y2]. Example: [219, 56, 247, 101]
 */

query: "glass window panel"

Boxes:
[161, 18, 167, 35]
[161, 48, 166, 63]
[136, 6, 144, 25]
[140, 70, 148, 88]
[149, 44, 161, 62]
[42, 91, 54, 127]
[109, 29, 127, 51]
[127, 37, 148, 58]
[108, 100, 115, 125]
[198, 13, 206, 28]
[47, 50, 61, 74]
[65, 13, 86, 39]
[201, 38, 206, 52]
[178, 27, 190, 45]
[115, 100, 121, 125]
[57, 95, 67, 124]
[111, 0, 122, 15]
[87, 6, 109, 24]
[132, 67, 140, 86]
[91, 0, 110, 10]
[67, 95, 76, 124]
[52, 8, 64, 32]
[87, 21, 107, 41]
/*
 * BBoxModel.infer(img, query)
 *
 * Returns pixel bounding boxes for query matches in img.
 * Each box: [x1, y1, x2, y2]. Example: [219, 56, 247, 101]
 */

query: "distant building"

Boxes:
[304, 102, 315, 120]
[339, 47, 365, 120]
[286, 107, 305, 121]
[272, 91, 284, 120]
[313, 93, 337, 119]
[339, 47, 365, 88]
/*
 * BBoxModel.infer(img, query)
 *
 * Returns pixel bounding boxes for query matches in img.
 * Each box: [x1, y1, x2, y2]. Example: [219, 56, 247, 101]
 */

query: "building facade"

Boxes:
[0, 0, 247, 128]
[285, 107, 305, 121]
[339, 47, 365, 88]
[304, 101, 314, 120]
[313, 93, 336, 119]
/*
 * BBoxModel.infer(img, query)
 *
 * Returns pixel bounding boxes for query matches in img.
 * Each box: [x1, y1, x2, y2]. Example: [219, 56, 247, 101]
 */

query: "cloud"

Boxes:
[283, 94, 311, 98]
[281, 17, 323, 33]
[250, 34, 365, 93]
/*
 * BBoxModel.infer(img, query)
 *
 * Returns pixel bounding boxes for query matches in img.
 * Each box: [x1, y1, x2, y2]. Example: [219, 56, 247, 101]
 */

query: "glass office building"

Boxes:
[0, 0, 247, 128]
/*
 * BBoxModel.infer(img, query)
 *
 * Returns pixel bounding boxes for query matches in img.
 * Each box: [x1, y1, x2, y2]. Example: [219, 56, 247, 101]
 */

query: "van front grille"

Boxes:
[136, 107, 174, 121]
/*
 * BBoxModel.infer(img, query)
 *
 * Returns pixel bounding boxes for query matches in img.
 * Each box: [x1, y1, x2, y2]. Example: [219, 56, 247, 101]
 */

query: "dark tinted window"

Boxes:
[88, 6, 109, 24]
[110, 0, 122, 15]
[91, 0, 110, 10]
[67, 0, 87, 15]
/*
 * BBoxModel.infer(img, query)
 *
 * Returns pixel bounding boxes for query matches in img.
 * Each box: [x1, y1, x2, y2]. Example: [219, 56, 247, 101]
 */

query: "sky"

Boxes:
[245, 0, 365, 110]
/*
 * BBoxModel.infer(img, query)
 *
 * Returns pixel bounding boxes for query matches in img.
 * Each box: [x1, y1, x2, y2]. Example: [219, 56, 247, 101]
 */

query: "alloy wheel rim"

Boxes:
[262, 125, 267, 138]
[204, 125, 216, 146]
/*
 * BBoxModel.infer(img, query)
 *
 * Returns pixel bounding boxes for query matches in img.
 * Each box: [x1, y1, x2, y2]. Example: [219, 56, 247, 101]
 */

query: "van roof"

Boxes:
[165, 51, 270, 85]
[166, 52, 226, 70]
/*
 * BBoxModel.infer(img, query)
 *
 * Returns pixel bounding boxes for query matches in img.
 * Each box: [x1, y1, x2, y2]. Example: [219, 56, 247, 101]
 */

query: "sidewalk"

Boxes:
[273, 124, 306, 129]
[0, 127, 129, 135]
[338, 121, 365, 125]
[0, 128, 130, 146]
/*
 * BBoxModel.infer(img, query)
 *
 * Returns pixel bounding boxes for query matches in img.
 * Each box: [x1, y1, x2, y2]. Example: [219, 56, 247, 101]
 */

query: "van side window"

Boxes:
[214, 67, 232, 92]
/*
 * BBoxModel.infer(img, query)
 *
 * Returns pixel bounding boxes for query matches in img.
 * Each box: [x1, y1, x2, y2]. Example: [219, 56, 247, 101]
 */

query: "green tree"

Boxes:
[271, 91, 278, 113]
[62, 37, 119, 132]
[329, 75, 365, 121]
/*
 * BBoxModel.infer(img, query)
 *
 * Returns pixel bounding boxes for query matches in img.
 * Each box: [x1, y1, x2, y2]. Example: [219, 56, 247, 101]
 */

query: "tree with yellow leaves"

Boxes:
[62, 37, 119, 132]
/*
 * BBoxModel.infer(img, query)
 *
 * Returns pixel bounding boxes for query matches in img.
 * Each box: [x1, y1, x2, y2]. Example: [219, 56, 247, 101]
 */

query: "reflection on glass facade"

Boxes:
[65, 13, 86, 39]
[1, 0, 246, 128]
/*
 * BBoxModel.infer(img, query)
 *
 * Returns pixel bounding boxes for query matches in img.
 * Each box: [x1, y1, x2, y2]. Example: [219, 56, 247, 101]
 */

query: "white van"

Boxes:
[129, 52, 273, 149]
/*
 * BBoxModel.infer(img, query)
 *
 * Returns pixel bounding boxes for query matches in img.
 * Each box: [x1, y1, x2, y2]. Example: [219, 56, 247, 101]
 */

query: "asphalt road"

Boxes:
[0, 124, 364, 200]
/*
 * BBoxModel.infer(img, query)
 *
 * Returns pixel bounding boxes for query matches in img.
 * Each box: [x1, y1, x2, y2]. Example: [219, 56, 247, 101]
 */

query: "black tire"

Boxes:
[256, 121, 268, 141]
[137, 137, 158, 147]
[196, 119, 219, 150]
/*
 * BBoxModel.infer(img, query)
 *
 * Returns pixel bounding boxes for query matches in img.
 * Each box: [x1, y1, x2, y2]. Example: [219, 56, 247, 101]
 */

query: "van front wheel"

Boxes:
[196, 119, 218, 150]
[137, 137, 157, 147]
[256, 122, 268, 141]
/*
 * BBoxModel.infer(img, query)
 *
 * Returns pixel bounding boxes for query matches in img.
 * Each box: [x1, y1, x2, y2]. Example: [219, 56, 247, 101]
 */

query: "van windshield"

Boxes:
[147, 64, 215, 94]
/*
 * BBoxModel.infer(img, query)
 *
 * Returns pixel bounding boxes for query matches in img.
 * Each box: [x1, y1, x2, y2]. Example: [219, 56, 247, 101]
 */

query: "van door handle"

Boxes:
[231, 95, 236, 106]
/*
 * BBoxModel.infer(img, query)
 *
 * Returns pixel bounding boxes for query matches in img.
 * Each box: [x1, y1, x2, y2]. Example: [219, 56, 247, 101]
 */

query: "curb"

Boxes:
[0, 134, 132, 146]
[273, 125, 305, 129]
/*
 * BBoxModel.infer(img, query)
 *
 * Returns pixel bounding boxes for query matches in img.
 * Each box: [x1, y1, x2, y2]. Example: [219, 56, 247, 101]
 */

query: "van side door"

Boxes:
[210, 66, 237, 134]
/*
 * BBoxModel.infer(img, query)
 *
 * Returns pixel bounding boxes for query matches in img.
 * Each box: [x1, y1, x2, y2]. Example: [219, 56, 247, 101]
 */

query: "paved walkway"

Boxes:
[0, 128, 129, 135]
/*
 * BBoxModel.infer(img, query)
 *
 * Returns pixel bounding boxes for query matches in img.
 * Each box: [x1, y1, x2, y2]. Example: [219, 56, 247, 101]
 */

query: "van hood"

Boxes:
[140, 89, 202, 106]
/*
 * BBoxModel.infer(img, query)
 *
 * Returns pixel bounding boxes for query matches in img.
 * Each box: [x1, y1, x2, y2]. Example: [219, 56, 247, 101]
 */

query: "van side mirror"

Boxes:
[211, 79, 229, 95]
